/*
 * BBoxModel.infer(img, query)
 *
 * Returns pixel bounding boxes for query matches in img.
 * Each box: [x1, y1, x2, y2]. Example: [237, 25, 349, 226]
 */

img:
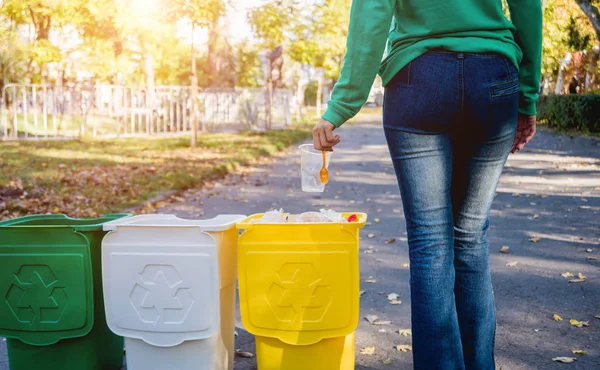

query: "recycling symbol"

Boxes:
[5, 265, 68, 325]
[266, 263, 333, 323]
[129, 264, 194, 325]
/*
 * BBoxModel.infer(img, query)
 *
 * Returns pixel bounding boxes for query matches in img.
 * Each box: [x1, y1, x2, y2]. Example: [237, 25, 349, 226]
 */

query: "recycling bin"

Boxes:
[0, 213, 130, 370]
[101, 214, 245, 370]
[236, 213, 367, 370]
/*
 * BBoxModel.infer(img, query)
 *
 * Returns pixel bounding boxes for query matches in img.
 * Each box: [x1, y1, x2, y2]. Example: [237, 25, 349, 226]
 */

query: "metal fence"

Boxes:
[0, 84, 293, 140]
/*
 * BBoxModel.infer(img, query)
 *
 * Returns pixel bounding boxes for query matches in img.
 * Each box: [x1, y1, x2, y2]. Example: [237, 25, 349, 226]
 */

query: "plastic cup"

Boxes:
[299, 144, 332, 193]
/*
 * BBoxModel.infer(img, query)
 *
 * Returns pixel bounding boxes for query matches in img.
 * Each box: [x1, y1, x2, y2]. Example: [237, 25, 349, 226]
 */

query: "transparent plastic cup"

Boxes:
[299, 144, 332, 193]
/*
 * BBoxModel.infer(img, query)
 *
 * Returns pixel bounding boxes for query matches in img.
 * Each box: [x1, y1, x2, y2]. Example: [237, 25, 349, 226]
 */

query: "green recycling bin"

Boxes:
[0, 214, 130, 370]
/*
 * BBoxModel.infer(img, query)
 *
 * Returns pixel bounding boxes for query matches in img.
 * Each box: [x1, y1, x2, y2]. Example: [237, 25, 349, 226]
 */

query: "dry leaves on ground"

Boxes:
[385, 238, 396, 244]
[561, 272, 574, 278]
[572, 349, 586, 355]
[569, 319, 589, 328]
[235, 350, 254, 358]
[506, 261, 519, 267]
[553, 314, 563, 322]
[500, 246, 510, 254]
[383, 358, 392, 365]
[387, 293, 399, 301]
[365, 315, 379, 324]
[529, 237, 542, 243]
[552, 357, 577, 363]
[396, 345, 413, 352]
[569, 273, 586, 283]
[398, 329, 412, 336]
[360, 347, 375, 356]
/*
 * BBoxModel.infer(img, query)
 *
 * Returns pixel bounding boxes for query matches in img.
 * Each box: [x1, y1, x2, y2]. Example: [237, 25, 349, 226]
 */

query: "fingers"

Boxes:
[313, 120, 340, 151]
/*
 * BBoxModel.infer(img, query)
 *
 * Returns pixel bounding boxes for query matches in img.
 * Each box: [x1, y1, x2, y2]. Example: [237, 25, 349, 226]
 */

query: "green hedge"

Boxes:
[537, 95, 600, 133]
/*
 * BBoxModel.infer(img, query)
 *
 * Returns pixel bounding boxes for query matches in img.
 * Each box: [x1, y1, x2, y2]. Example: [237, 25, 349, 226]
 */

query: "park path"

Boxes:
[1, 116, 599, 369]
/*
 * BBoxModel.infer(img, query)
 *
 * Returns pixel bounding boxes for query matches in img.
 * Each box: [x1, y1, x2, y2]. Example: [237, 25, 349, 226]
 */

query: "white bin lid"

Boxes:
[103, 214, 246, 232]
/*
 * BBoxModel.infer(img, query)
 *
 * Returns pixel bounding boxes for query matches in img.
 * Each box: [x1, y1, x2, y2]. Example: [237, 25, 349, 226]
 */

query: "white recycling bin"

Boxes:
[101, 214, 245, 370]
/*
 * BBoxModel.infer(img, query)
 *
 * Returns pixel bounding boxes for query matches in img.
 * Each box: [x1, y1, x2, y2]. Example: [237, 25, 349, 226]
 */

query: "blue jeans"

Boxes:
[383, 51, 519, 370]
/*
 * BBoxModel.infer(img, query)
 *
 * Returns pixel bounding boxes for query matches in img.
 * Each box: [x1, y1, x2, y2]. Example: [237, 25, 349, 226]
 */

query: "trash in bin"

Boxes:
[237, 212, 367, 370]
[256, 208, 356, 224]
[0, 213, 130, 370]
[101, 214, 245, 370]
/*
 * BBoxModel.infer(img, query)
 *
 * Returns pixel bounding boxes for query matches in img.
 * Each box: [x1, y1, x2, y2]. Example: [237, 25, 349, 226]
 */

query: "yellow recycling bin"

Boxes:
[237, 213, 367, 370]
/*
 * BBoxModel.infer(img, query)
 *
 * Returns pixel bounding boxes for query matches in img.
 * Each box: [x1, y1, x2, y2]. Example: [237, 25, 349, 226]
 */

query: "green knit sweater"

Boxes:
[323, 0, 543, 127]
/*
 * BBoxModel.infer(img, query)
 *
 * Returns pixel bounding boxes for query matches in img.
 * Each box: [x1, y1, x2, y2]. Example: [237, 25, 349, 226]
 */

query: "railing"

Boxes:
[0, 84, 293, 140]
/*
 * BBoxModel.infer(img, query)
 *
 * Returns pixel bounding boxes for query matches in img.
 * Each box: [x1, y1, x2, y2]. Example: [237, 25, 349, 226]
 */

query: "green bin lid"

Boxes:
[0, 214, 129, 345]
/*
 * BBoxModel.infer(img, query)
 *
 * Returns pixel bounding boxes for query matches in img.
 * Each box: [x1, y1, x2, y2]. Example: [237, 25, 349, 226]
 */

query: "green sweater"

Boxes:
[323, 0, 543, 127]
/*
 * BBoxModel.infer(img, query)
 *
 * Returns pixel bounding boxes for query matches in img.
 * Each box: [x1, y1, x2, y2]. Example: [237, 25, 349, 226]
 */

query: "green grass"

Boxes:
[0, 123, 312, 219]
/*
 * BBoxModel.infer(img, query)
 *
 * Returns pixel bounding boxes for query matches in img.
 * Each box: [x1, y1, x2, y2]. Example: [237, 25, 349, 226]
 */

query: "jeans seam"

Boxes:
[502, 58, 513, 80]
[407, 61, 412, 86]
[460, 58, 464, 111]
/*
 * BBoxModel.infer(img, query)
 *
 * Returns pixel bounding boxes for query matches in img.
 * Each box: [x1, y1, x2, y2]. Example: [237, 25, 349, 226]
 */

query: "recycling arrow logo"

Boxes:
[129, 264, 194, 325]
[266, 263, 333, 323]
[5, 265, 68, 325]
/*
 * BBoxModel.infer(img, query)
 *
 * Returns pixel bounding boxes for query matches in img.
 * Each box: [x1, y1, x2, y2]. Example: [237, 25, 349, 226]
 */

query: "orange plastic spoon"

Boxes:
[320, 150, 329, 184]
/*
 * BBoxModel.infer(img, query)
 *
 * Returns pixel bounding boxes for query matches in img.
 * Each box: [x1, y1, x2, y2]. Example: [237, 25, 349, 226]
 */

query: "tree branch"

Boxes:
[575, 0, 600, 42]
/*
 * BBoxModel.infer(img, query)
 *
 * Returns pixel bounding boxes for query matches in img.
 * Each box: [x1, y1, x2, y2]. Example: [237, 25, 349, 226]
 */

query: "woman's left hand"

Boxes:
[313, 119, 341, 151]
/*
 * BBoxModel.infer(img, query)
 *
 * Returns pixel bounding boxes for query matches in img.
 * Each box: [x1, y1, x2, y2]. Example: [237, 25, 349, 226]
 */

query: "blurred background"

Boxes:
[0, 0, 599, 139]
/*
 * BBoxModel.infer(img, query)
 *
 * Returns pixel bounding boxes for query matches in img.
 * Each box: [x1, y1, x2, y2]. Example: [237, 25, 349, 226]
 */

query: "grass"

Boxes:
[0, 123, 312, 219]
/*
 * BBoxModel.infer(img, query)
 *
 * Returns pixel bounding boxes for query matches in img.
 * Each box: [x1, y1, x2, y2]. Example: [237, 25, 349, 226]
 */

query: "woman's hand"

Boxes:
[313, 119, 341, 151]
[511, 114, 537, 153]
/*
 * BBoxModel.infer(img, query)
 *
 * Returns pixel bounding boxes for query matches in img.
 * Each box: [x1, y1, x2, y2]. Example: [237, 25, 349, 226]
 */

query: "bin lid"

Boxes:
[236, 213, 367, 346]
[103, 214, 246, 232]
[0, 225, 95, 346]
[101, 214, 244, 347]
[0, 214, 131, 232]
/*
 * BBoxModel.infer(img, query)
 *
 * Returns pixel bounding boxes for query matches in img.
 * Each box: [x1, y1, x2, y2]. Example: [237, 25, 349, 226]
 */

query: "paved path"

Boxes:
[1, 117, 599, 369]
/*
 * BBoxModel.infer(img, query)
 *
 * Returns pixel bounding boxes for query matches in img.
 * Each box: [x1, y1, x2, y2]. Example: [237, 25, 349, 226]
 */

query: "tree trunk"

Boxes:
[555, 52, 572, 95]
[585, 46, 600, 92]
[190, 25, 198, 147]
[574, 0, 600, 42]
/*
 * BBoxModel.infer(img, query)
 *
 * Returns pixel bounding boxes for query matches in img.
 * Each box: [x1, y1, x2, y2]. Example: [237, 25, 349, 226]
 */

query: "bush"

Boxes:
[537, 94, 600, 133]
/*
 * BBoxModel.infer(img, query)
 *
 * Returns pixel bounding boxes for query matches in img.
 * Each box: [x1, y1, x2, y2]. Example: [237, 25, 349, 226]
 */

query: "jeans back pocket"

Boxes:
[490, 79, 520, 98]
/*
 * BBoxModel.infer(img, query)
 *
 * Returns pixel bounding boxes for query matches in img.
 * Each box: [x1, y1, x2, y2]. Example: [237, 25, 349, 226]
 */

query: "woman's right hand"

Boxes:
[511, 114, 536, 153]
[313, 119, 341, 151]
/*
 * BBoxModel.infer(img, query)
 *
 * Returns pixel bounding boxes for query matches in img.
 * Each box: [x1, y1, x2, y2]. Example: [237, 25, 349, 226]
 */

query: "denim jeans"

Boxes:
[383, 51, 519, 370]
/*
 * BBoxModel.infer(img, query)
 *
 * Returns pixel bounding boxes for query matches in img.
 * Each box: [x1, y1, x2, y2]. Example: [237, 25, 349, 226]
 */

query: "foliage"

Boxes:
[538, 94, 600, 133]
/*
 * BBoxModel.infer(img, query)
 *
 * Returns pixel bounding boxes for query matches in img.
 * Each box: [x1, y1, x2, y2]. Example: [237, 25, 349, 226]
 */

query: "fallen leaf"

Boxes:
[396, 345, 413, 352]
[506, 261, 519, 267]
[587, 257, 597, 261]
[385, 238, 396, 244]
[360, 290, 366, 297]
[586, 248, 594, 253]
[376, 258, 383, 262]
[402, 263, 410, 268]
[569, 273, 586, 283]
[529, 237, 542, 243]
[360, 347, 375, 356]
[393, 209, 401, 213]
[532, 214, 540, 219]
[366, 279, 377, 283]
[595, 315, 600, 320]
[572, 349, 586, 355]
[398, 329, 412, 336]
[374, 321, 391, 326]
[235, 350, 254, 358]
[365, 315, 379, 324]
[377, 208, 382, 212]
[364, 249, 374, 254]
[500, 246, 510, 254]
[569, 319, 589, 328]
[368, 233, 375, 238]
[561, 272, 574, 278]
[553, 314, 563, 322]
[378, 329, 386, 333]
[383, 358, 392, 365]
[387, 293, 399, 301]
[552, 357, 577, 363]
[374, 218, 381, 223]
[390, 300, 402, 305]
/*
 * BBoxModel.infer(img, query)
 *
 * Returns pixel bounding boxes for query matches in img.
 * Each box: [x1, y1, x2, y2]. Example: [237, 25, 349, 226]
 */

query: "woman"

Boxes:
[313, 1, 542, 369]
